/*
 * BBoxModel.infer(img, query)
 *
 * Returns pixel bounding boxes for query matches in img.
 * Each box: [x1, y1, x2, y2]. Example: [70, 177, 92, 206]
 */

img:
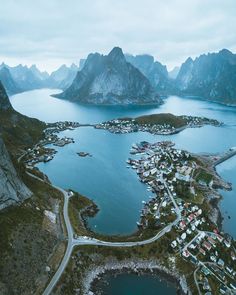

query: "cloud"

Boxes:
[0, 0, 235, 71]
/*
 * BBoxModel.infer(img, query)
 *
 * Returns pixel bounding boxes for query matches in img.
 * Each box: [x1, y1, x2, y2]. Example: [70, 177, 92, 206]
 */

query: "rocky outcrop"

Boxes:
[168, 66, 180, 79]
[176, 49, 236, 105]
[0, 81, 13, 110]
[125, 54, 172, 93]
[0, 137, 32, 210]
[0, 82, 45, 210]
[49, 63, 79, 89]
[56, 47, 161, 105]
[0, 67, 21, 95]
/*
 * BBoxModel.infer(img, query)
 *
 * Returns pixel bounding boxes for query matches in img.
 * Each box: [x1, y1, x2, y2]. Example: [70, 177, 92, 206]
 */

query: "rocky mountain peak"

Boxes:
[0, 81, 13, 110]
[55, 47, 160, 105]
[107, 47, 126, 64]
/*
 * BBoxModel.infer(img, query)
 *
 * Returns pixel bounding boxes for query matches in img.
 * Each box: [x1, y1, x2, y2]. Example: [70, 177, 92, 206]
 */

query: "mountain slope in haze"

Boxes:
[56, 47, 161, 105]
[49, 63, 79, 89]
[176, 49, 236, 105]
[168, 66, 180, 79]
[125, 54, 170, 92]
[0, 63, 48, 91]
[30, 64, 49, 81]
[0, 67, 22, 95]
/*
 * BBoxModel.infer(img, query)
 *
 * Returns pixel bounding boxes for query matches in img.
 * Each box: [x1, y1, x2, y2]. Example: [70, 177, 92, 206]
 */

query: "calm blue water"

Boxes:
[216, 156, 236, 236]
[10, 89, 236, 237]
[10, 89, 236, 294]
[96, 273, 176, 295]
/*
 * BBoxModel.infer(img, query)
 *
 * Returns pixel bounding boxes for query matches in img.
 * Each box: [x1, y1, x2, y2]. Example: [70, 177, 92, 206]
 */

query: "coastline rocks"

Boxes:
[82, 259, 191, 295]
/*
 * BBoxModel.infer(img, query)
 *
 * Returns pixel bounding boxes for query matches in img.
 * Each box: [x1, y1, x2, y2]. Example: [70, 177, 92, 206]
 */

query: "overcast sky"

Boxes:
[0, 0, 235, 72]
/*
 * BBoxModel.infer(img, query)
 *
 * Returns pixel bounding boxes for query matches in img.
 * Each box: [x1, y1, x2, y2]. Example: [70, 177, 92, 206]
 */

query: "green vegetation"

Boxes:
[134, 113, 187, 128]
[56, 231, 195, 295]
[0, 170, 64, 294]
[195, 168, 213, 185]
[0, 109, 45, 157]
[68, 193, 98, 236]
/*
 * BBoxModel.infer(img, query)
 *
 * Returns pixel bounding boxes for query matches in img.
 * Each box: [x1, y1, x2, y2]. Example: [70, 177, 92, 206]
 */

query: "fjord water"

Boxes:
[10, 89, 236, 294]
[10, 89, 236, 237]
[95, 273, 176, 295]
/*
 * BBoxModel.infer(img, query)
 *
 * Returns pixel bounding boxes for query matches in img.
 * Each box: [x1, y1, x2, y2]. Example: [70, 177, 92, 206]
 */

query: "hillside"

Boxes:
[55, 47, 161, 105]
[176, 49, 236, 105]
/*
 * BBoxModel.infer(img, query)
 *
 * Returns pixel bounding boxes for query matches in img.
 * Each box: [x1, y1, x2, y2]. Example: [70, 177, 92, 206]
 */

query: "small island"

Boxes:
[95, 113, 222, 135]
[77, 152, 92, 157]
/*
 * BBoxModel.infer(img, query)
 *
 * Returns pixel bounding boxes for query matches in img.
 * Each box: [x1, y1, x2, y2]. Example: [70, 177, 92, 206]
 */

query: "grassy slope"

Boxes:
[0, 171, 64, 295]
[134, 113, 187, 128]
[0, 109, 46, 157]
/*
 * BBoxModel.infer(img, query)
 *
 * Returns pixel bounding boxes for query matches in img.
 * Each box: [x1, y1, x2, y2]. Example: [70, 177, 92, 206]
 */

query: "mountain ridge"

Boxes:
[55, 47, 161, 105]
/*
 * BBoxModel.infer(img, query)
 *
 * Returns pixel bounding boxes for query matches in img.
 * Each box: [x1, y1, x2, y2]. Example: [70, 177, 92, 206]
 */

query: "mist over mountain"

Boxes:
[56, 47, 161, 105]
[124, 54, 173, 93]
[176, 49, 236, 104]
[0, 48, 235, 105]
[168, 66, 180, 79]
[49, 63, 79, 89]
[0, 67, 21, 95]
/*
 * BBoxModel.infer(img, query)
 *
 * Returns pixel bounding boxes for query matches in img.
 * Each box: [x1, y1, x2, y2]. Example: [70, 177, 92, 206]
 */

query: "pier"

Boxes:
[213, 147, 236, 167]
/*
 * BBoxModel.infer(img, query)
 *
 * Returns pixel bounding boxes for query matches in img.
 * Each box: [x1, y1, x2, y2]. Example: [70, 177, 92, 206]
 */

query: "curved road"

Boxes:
[26, 171, 181, 295]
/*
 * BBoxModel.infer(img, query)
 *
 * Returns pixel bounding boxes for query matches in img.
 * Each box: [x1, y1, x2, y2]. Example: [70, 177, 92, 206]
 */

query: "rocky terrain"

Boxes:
[176, 49, 236, 105]
[0, 138, 32, 210]
[0, 62, 79, 94]
[55, 47, 161, 105]
[0, 81, 43, 210]
[0, 66, 22, 95]
[49, 63, 79, 89]
[125, 53, 174, 94]
[0, 82, 65, 294]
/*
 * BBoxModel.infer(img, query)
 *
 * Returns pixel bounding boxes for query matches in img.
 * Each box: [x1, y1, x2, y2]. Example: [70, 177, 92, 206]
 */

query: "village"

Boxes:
[20, 121, 79, 166]
[94, 115, 221, 135]
[127, 140, 236, 294]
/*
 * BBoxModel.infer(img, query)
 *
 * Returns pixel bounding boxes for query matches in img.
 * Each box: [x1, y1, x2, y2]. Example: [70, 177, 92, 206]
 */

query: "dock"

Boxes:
[213, 147, 236, 167]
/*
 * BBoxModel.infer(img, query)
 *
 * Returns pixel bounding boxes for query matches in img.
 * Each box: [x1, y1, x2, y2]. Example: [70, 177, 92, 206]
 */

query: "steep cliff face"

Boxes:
[125, 54, 172, 93]
[176, 49, 236, 104]
[49, 63, 79, 89]
[0, 67, 21, 95]
[0, 138, 32, 210]
[56, 47, 161, 104]
[0, 82, 45, 210]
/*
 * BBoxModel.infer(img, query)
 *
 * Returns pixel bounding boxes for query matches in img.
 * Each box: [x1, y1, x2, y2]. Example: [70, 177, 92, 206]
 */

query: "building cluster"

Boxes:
[127, 140, 236, 294]
[22, 121, 78, 166]
[95, 116, 221, 135]
[127, 141, 193, 228]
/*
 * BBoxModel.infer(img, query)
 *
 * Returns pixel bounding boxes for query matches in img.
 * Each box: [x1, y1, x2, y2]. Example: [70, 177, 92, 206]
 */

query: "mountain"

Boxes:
[79, 59, 86, 70]
[168, 66, 180, 79]
[0, 67, 22, 95]
[0, 137, 32, 210]
[125, 54, 173, 93]
[0, 81, 14, 110]
[56, 47, 161, 104]
[0, 63, 48, 91]
[30, 64, 49, 81]
[0, 82, 46, 209]
[0, 81, 45, 209]
[176, 49, 236, 105]
[49, 63, 79, 89]
[0, 81, 45, 156]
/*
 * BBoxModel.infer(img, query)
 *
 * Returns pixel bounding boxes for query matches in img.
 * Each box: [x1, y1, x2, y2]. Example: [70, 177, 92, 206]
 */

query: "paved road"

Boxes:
[26, 171, 181, 295]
